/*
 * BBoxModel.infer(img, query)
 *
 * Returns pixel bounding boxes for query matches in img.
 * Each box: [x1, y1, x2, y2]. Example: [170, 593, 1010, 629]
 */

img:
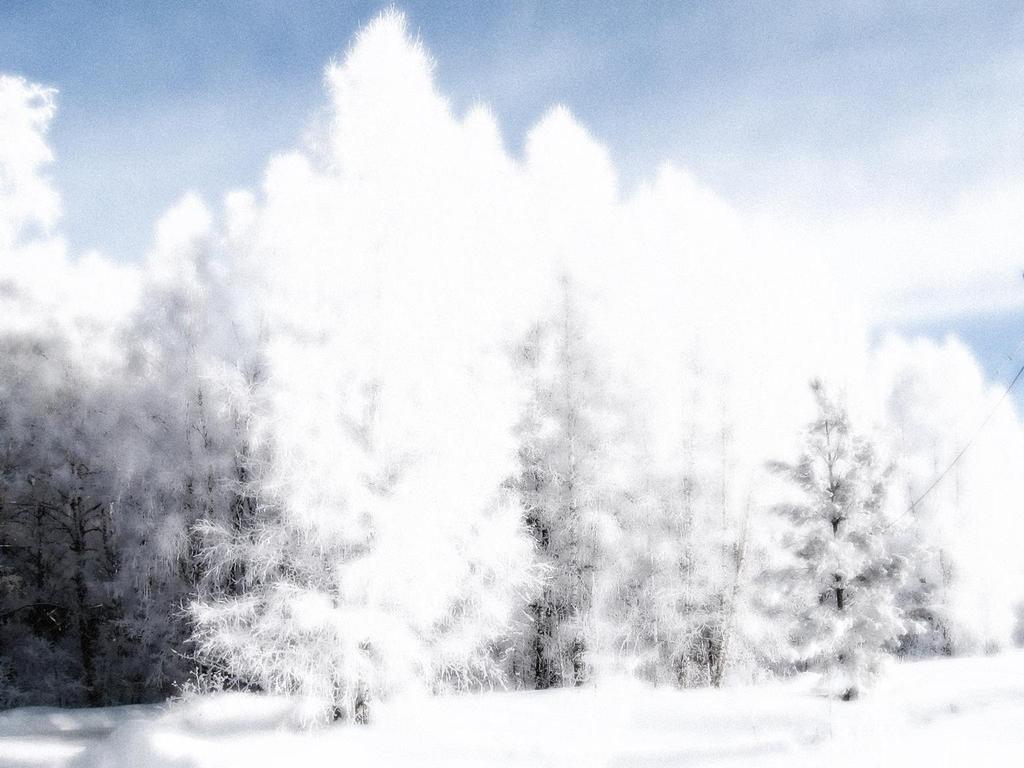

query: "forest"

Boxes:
[2, 11, 1024, 732]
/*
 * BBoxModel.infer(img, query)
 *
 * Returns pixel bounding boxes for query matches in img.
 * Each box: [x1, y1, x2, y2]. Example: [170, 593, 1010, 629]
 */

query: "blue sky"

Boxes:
[3, 1, 1024, 387]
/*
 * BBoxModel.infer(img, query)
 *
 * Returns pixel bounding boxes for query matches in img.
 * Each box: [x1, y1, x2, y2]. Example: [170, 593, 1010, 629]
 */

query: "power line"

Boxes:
[901, 357, 1024, 520]
[899, 270, 1024, 516]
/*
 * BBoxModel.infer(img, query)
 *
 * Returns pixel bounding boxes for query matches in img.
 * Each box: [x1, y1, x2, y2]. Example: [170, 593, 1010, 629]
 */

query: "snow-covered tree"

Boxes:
[107, 196, 253, 696]
[506, 278, 635, 688]
[599, 364, 753, 689]
[188, 301, 534, 724]
[188, 14, 538, 722]
[661, 371, 751, 688]
[0, 329, 125, 706]
[869, 335, 1024, 655]
[759, 380, 907, 699]
[0, 72, 166, 706]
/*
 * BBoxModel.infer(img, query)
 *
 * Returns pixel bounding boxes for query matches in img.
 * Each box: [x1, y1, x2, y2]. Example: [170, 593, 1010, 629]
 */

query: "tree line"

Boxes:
[0, 244, 975, 722]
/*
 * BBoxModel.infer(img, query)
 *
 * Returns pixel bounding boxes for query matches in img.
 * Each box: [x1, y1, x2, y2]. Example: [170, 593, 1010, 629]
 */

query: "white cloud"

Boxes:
[0, 75, 60, 250]
[778, 181, 1024, 323]
[0, 75, 140, 375]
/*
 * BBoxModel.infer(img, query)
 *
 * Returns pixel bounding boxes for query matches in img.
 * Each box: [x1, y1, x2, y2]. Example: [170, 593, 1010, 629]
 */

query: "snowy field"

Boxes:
[3, 652, 1022, 768]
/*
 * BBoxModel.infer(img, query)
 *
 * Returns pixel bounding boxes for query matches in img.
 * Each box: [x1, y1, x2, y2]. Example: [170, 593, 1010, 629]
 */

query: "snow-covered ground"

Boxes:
[3, 652, 1023, 768]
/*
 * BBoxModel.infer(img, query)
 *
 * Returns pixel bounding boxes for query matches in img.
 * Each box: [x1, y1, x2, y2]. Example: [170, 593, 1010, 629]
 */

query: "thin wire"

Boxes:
[899, 358, 1024, 522]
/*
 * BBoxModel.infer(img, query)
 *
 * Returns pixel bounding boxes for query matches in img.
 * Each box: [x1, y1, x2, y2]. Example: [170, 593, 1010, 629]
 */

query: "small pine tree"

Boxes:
[761, 380, 907, 700]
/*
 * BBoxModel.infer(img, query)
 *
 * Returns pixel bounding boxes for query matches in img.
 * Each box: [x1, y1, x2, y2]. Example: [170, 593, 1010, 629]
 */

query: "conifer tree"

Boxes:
[760, 380, 907, 700]
[509, 278, 628, 688]
[603, 374, 751, 689]
[0, 331, 125, 705]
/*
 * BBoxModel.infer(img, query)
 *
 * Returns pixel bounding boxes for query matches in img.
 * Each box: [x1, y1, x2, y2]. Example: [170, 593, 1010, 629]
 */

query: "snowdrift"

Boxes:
[1, 652, 1022, 768]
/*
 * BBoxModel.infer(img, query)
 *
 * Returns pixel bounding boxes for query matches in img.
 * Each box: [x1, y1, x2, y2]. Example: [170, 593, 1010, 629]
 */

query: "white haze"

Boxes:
[1, 10, 1022, 648]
